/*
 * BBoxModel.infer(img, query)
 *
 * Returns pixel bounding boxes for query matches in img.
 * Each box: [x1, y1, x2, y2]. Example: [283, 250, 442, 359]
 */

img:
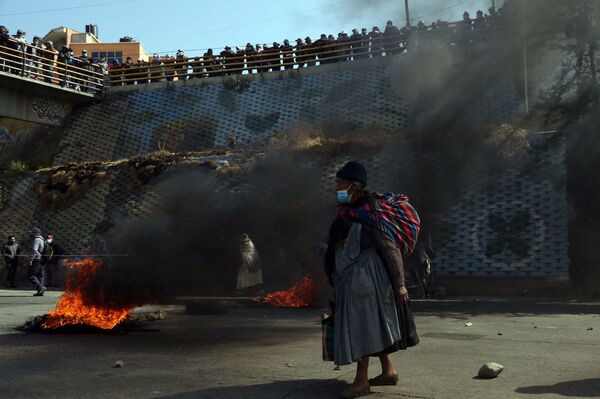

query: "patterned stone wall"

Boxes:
[431, 133, 569, 277]
[53, 56, 524, 165]
[0, 51, 570, 279]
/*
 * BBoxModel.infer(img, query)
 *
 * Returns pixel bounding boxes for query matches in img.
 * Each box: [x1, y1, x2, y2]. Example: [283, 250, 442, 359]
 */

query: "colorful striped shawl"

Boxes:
[338, 192, 421, 256]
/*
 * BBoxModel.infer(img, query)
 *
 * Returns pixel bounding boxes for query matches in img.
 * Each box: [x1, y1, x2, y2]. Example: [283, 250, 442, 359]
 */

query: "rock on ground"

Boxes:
[478, 362, 504, 379]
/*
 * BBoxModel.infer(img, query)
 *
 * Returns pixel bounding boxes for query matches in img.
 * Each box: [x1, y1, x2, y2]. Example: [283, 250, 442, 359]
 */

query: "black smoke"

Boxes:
[80, 148, 333, 307]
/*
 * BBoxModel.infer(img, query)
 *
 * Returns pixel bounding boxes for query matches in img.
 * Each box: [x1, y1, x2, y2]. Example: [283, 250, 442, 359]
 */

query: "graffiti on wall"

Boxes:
[32, 97, 71, 124]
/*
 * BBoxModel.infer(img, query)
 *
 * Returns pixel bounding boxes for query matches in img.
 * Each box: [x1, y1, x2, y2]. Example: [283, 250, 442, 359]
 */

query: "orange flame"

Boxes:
[257, 276, 316, 308]
[41, 258, 131, 330]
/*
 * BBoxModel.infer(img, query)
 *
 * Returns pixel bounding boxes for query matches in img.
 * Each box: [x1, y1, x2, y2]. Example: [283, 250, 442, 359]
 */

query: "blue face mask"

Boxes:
[336, 184, 353, 204]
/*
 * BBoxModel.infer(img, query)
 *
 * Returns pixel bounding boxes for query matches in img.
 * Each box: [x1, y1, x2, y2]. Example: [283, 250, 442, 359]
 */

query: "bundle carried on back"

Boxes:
[338, 192, 421, 256]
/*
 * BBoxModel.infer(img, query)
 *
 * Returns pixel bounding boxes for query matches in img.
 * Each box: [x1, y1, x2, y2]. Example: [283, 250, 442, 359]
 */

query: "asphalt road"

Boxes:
[0, 289, 599, 399]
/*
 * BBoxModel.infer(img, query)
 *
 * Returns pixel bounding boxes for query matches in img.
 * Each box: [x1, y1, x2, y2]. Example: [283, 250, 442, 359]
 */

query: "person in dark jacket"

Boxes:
[135, 59, 149, 84]
[175, 49, 187, 81]
[369, 26, 384, 57]
[3, 235, 21, 288]
[243, 43, 256, 73]
[190, 55, 203, 79]
[304, 36, 316, 66]
[220, 46, 235, 75]
[268, 42, 281, 71]
[461, 11, 474, 44]
[163, 54, 175, 81]
[350, 29, 364, 60]
[108, 58, 122, 85]
[123, 56, 134, 85]
[294, 38, 305, 68]
[404, 236, 432, 298]
[42, 41, 57, 83]
[325, 161, 419, 399]
[44, 234, 64, 288]
[26, 36, 42, 79]
[383, 20, 401, 56]
[234, 47, 244, 74]
[259, 43, 270, 73]
[281, 39, 293, 70]
[57, 46, 74, 87]
[314, 34, 329, 64]
[0, 26, 19, 73]
[202, 48, 215, 77]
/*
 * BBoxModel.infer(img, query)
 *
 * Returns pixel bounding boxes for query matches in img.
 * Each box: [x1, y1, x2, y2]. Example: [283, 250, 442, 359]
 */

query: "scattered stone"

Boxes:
[478, 362, 504, 379]
[534, 326, 538, 329]
[113, 360, 124, 368]
[587, 327, 593, 331]
[285, 362, 293, 368]
[465, 322, 473, 327]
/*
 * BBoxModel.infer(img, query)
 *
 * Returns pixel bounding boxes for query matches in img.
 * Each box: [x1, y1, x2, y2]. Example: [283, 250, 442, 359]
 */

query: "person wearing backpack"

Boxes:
[44, 233, 65, 287]
[27, 227, 46, 296]
[324, 161, 420, 399]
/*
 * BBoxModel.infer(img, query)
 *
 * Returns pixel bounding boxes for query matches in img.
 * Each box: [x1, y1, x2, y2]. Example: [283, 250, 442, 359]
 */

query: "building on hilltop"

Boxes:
[42, 24, 150, 63]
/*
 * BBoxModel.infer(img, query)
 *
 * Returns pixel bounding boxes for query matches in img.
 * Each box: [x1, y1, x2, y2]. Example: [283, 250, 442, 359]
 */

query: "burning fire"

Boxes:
[257, 276, 317, 308]
[42, 258, 131, 330]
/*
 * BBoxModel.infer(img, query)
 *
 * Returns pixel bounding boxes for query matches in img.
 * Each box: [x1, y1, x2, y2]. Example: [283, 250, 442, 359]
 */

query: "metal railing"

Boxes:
[108, 20, 509, 86]
[0, 40, 105, 95]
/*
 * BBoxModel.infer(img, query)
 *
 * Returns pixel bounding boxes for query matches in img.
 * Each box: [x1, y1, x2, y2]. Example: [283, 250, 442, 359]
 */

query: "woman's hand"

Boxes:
[395, 285, 409, 304]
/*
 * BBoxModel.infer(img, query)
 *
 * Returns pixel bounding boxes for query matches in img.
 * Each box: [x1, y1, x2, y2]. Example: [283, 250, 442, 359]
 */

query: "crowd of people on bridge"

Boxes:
[0, 25, 104, 93]
[110, 6, 511, 85]
[0, 3, 513, 90]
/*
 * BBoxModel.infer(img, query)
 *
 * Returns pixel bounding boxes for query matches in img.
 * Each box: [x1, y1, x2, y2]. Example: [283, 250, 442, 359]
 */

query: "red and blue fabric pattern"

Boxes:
[338, 192, 421, 256]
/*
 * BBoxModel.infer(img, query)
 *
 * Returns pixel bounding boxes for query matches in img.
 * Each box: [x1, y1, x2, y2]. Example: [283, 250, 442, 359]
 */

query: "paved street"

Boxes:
[0, 289, 599, 399]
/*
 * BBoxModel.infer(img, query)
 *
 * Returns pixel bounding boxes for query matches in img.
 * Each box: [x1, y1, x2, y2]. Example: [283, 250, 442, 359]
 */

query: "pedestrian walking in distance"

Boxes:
[27, 227, 46, 296]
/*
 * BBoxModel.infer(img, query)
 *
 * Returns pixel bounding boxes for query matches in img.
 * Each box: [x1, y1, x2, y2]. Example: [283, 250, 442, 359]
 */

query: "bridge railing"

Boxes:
[108, 21, 510, 86]
[0, 41, 105, 95]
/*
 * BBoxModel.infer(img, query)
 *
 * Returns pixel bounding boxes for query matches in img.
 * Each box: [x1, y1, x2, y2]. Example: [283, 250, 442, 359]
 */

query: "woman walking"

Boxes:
[325, 161, 420, 398]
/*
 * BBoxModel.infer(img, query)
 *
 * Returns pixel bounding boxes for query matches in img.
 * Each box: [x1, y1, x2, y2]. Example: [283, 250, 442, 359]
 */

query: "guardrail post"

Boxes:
[20, 47, 26, 76]
[63, 61, 68, 87]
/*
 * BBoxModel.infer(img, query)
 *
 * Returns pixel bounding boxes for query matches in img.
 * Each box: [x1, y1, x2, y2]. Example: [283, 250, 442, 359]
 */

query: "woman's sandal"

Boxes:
[368, 373, 399, 386]
[340, 385, 371, 398]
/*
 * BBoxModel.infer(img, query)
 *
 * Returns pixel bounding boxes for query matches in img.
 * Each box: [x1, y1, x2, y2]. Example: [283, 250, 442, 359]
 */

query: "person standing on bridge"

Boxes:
[26, 36, 42, 79]
[325, 161, 420, 399]
[281, 39, 293, 70]
[42, 41, 57, 84]
[27, 227, 46, 296]
[0, 26, 10, 69]
[369, 26, 384, 57]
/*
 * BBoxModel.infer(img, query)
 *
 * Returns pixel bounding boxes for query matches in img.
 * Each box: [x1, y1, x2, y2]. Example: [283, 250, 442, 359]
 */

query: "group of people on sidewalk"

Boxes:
[2, 227, 64, 296]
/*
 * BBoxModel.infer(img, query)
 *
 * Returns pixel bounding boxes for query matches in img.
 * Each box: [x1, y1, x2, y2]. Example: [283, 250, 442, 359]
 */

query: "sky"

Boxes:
[0, 0, 498, 57]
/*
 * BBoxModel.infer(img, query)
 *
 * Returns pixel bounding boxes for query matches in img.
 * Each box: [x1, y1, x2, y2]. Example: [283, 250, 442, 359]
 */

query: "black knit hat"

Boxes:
[336, 161, 367, 187]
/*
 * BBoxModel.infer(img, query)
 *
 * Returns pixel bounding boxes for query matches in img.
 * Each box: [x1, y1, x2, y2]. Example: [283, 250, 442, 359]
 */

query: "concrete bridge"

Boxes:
[0, 69, 101, 126]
